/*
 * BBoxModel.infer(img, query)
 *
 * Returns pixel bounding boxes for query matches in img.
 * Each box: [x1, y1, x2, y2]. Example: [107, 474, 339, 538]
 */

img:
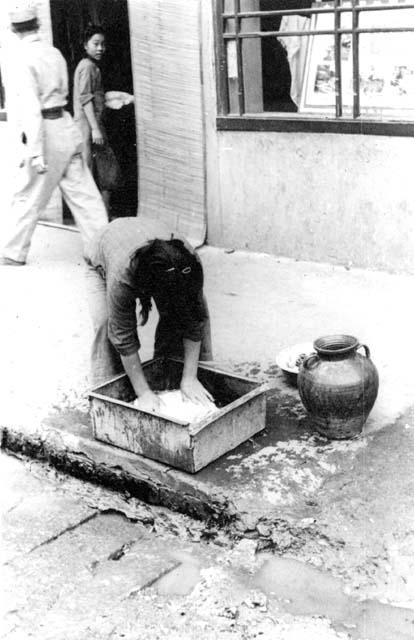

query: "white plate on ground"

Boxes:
[275, 342, 315, 375]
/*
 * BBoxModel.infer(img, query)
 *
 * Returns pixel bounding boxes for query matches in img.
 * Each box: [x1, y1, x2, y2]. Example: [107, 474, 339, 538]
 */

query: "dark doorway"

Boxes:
[50, 0, 138, 221]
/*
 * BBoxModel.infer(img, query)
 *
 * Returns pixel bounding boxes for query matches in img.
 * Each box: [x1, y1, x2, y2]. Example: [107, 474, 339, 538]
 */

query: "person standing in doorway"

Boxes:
[0, 5, 108, 267]
[73, 25, 110, 210]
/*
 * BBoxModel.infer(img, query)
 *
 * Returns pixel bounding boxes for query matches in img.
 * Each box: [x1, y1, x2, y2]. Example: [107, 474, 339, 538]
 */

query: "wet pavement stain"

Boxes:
[251, 555, 414, 639]
[152, 551, 203, 597]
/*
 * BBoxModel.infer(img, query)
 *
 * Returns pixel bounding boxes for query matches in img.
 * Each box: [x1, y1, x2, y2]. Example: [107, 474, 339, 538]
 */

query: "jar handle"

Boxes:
[357, 343, 371, 359]
[303, 353, 319, 370]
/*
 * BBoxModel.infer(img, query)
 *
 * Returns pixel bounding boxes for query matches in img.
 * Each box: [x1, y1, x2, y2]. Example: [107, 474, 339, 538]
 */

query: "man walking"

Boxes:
[0, 4, 108, 266]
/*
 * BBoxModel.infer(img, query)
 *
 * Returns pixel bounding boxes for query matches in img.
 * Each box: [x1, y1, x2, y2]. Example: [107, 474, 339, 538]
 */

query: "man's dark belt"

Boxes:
[41, 106, 64, 119]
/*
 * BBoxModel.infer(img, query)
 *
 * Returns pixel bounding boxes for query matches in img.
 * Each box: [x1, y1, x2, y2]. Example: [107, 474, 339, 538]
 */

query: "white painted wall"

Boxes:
[210, 131, 414, 272]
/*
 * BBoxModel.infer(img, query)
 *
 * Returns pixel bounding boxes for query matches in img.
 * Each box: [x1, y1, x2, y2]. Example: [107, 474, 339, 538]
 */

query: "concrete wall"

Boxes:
[201, 3, 414, 273]
[210, 131, 414, 272]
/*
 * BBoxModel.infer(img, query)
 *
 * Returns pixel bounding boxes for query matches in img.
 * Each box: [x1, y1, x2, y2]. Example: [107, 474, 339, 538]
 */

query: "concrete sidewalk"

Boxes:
[1, 222, 413, 474]
[1, 225, 414, 570]
[4, 452, 414, 640]
[2, 221, 411, 428]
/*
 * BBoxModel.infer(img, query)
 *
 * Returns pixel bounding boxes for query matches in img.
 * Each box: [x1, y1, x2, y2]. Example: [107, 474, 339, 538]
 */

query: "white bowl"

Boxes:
[275, 342, 315, 376]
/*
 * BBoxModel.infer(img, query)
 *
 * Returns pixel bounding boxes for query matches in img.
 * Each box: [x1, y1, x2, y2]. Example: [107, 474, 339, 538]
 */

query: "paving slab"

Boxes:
[3, 511, 174, 638]
[4, 452, 414, 640]
[1, 454, 96, 563]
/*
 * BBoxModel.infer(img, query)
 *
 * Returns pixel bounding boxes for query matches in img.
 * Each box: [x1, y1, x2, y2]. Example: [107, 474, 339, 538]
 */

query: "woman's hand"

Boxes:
[135, 389, 163, 413]
[181, 339, 214, 406]
[180, 377, 214, 406]
[121, 352, 162, 412]
[92, 127, 104, 145]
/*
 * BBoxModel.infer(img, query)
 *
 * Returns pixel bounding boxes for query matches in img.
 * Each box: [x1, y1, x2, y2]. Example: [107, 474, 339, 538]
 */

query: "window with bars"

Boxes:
[215, 0, 414, 134]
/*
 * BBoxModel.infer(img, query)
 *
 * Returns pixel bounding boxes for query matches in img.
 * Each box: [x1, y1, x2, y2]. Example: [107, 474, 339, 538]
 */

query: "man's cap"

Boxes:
[9, 3, 37, 23]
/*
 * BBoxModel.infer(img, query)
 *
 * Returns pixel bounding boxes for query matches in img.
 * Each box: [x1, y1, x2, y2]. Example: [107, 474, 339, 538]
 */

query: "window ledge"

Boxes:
[217, 116, 414, 137]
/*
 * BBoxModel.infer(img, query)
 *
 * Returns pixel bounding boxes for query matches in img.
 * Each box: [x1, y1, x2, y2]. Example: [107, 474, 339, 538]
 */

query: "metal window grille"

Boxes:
[216, 0, 414, 120]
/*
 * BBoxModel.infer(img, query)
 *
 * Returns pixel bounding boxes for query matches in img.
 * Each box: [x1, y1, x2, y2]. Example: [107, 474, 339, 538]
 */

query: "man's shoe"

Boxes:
[0, 257, 26, 266]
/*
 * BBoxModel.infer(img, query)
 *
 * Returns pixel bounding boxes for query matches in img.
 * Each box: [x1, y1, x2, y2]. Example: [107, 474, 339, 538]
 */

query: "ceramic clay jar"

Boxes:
[297, 335, 379, 439]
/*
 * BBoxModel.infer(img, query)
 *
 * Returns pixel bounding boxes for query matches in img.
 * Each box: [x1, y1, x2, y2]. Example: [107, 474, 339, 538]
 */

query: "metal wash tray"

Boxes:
[89, 358, 268, 473]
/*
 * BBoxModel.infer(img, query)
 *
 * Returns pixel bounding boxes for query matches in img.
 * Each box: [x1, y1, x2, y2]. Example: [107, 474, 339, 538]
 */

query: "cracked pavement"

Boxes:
[3, 451, 414, 640]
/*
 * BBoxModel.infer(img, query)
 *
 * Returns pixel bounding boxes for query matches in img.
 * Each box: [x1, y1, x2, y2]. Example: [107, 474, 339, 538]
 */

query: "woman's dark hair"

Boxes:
[11, 18, 39, 33]
[129, 239, 204, 326]
[82, 24, 106, 46]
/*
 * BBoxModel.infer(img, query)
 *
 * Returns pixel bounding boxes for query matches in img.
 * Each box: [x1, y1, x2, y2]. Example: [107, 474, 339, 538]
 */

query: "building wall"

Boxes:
[211, 131, 414, 272]
[201, 2, 414, 273]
